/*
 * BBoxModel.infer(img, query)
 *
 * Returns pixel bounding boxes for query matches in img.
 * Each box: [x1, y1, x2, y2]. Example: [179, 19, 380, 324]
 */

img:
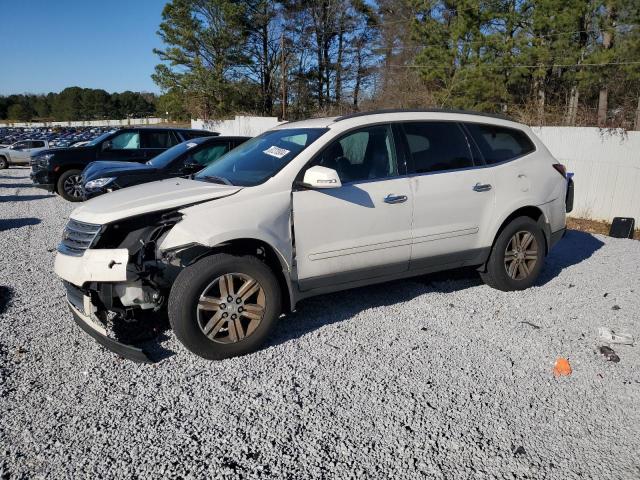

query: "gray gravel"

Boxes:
[1, 167, 639, 479]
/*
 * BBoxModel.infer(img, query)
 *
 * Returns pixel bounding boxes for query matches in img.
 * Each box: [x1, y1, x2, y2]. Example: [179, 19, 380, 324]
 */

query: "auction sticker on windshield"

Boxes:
[186, 142, 198, 149]
[263, 146, 290, 158]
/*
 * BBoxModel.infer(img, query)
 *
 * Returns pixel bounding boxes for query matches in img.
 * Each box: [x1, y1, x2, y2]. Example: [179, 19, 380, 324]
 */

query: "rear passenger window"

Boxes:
[142, 131, 177, 149]
[465, 123, 535, 164]
[31, 141, 45, 148]
[191, 144, 229, 165]
[182, 131, 214, 140]
[402, 122, 473, 174]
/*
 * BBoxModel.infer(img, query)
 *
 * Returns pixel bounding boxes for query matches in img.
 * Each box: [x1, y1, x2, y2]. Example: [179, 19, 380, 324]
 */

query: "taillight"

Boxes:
[553, 163, 567, 178]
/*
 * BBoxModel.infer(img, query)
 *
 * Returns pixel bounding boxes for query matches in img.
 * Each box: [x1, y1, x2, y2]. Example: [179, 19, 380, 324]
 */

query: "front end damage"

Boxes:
[55, 210, 199, 362]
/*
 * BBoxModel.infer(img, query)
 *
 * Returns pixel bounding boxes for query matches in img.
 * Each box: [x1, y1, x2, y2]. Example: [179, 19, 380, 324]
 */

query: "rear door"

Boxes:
[141, 130, 181, 160]
[400, 121, 496, 270]
[463, 122, 538, 218]
[27, 140, 48, 163]
[292, 124, 413, 291]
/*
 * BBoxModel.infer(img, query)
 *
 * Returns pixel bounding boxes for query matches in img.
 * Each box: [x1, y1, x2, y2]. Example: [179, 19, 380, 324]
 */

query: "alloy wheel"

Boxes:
[504, 230, 538, 280]
[63, 175, 84, 199]
[196, 272, 266, 344]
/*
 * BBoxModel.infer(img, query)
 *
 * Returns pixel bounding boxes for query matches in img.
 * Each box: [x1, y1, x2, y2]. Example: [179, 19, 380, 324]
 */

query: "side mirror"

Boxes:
[101, 140, 112, 151]
[302, 165, 342, 189]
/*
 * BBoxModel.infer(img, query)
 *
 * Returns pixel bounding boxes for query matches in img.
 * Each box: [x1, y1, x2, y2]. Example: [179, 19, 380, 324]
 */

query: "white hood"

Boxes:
[71, 178, 242, 225]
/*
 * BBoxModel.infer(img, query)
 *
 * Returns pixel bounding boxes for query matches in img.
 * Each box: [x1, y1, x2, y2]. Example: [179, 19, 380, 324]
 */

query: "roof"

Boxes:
[275, 109, 523, 131]
[334, 108, 514, 122]
[274, 117, 338, 130]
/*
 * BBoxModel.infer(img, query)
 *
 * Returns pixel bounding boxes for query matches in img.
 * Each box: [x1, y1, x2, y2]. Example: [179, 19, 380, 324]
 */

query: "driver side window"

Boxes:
[313, 125, 398, 183]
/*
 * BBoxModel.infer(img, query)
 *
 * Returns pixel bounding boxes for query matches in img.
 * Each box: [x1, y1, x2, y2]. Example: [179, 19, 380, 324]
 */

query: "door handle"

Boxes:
[384, 194, 408, 204]
[473, 183, 492, 192]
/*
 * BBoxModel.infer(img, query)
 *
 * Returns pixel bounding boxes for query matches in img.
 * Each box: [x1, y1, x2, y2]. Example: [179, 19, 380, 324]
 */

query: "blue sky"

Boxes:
[1, 0, 166, 95]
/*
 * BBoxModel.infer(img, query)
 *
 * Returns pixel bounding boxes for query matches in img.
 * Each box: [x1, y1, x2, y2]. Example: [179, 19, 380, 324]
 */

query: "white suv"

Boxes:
[54, 110, 572, 362]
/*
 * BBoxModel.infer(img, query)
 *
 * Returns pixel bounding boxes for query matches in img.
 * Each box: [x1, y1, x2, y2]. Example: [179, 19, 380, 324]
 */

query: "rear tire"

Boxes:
[168, 253, 282, 360]
[480, 217, 545, 291]
[57, 169, 84, 202]
[0, 157, 8, 169]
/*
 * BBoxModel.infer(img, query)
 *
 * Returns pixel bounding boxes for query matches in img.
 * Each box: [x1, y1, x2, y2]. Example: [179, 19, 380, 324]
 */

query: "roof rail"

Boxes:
[334, 108, 514, 123]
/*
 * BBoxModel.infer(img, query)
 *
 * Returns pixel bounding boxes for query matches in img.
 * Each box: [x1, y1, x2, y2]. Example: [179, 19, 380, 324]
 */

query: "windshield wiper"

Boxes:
[198, 175, 233, 186]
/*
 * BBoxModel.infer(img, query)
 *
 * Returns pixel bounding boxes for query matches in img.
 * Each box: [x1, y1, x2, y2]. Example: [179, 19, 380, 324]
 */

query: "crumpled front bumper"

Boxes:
[54, 248, 129, 287]
[68, 303, 152, 363]
[57, 249, 156, 362]
[65, 282, 152, 363]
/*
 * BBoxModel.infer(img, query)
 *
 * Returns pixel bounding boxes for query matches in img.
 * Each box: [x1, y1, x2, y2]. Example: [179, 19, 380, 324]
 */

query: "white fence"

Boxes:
[533, 127, 640, 222]
[0, 118, 165, 128]
[192, 115, 285, 137]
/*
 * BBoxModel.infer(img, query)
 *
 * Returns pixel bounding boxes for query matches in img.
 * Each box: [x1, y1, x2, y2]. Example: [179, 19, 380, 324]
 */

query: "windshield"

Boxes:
[87, 131, 117, 147]
[146, 138, 207, 168]
[195, 128, 327, 186]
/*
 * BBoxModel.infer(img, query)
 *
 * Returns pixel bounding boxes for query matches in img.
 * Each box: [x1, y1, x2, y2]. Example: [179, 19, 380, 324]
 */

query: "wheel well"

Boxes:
[53, 166, 83, 192]
[495, 206, 550, 253]
[197, 239, 292, 312]
[478, 206, 549, 273]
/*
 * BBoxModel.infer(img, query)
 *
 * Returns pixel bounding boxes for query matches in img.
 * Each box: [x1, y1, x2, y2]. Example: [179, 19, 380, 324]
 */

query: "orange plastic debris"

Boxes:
[553, 358, 572, 376]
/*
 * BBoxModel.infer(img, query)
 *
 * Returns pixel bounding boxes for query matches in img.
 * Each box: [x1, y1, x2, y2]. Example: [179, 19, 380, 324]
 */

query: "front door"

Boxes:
[399, 121, 496, 269]
[98, 130, 146, 162]
[10, 141, 32, 164]
[292, 124, 413, 291]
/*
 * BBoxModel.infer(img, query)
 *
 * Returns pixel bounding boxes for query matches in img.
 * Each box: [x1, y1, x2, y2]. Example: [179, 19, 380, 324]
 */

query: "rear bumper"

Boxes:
[566, 177, 574, 213]
[68, 302, 152, 363]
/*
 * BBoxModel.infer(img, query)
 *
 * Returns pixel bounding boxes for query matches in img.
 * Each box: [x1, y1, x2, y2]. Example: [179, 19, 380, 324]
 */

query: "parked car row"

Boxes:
[0, 126, 112, 149]
[50, 110, 574, 363]
[29, 127, 226, 200]
[0, 127, 115, 169]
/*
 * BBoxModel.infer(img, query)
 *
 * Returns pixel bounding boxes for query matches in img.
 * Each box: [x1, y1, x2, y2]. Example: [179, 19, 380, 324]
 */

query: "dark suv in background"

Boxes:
[30, 127, 218, 201]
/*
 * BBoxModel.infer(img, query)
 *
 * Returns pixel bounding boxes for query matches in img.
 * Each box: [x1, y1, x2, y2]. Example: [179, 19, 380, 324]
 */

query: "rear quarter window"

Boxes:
[465, 123, 535, 164]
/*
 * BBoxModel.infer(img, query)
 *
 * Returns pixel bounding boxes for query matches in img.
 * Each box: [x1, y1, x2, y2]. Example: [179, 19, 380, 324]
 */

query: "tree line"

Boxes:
[154, 0, 640, 129]
[0, 87, 156, 122]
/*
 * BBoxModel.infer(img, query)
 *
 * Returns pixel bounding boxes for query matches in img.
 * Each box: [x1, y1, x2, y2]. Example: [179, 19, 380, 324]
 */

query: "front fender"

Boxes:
[158, 188, 294, 271]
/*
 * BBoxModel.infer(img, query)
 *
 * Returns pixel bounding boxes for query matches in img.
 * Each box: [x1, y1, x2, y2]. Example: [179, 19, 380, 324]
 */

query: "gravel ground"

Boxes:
[1, 167, 639, 479]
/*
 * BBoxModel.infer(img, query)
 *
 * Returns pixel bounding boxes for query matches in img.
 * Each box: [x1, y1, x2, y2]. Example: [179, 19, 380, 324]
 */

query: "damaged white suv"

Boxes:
[54, 110, 573, 362]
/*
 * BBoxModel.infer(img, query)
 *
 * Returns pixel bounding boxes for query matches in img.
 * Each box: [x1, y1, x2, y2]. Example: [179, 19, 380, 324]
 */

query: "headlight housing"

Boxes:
[32, 152, 55, 167]
[84, 177, 115, 190]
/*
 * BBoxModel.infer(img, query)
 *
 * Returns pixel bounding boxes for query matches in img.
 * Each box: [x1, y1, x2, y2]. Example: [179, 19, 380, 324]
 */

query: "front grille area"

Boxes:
[58, 218, 102, 256]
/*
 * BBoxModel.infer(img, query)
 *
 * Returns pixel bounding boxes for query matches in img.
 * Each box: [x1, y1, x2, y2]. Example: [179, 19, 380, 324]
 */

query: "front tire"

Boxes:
[57, 169, 84, 202]
[0, 156, 8, 169]
[168, 254, 282, 360]
[480, 217, 545, 291]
